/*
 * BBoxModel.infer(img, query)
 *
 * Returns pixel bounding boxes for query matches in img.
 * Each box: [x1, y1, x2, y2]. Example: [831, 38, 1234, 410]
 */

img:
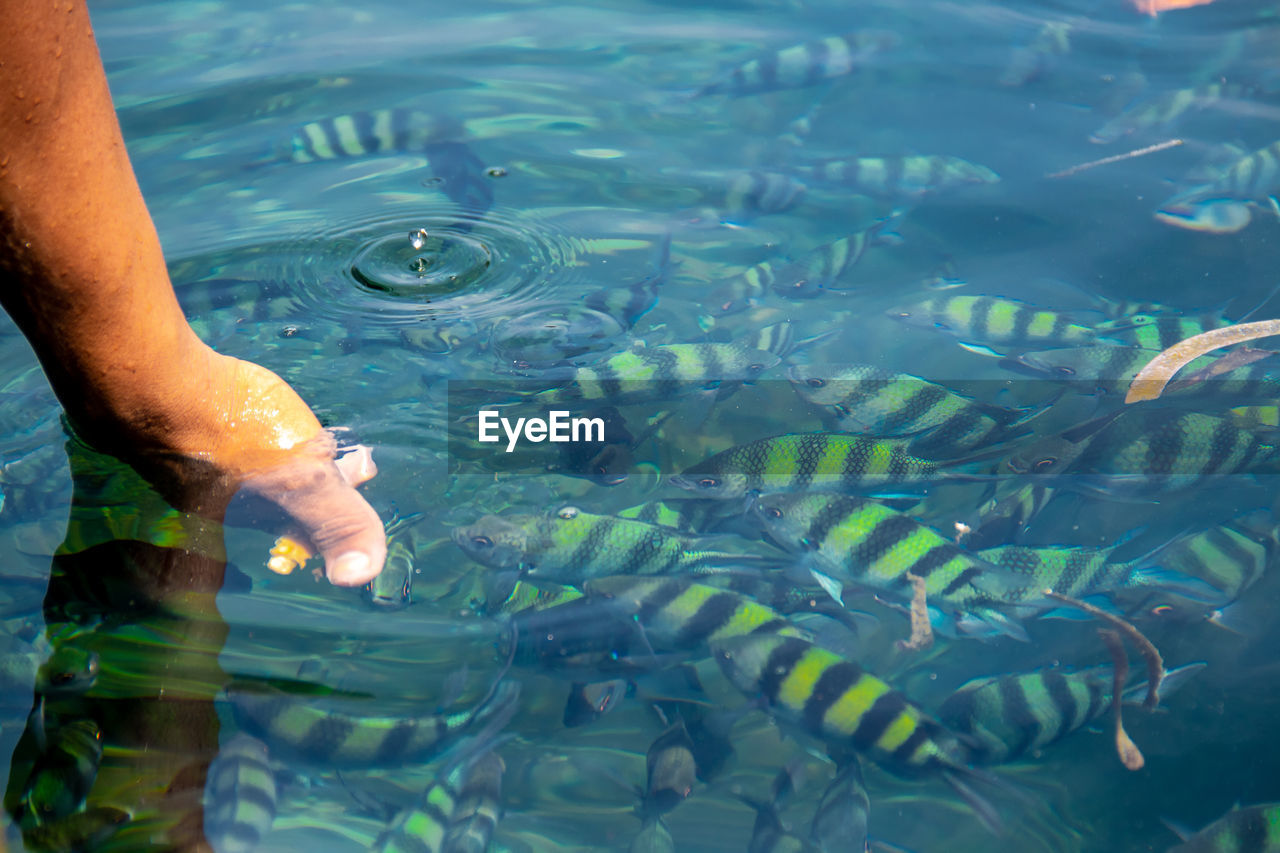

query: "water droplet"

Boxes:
[408, 228, 428, 250]
[486, 166, 508, 178]
[410, 256, 432, 274]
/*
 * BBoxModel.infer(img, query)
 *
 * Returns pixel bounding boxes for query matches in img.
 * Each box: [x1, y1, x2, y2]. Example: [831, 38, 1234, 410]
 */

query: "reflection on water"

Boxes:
[5, 0, 1280, 850]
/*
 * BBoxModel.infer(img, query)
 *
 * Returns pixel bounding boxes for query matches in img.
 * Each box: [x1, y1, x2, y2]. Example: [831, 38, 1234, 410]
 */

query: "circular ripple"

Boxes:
[280, 207, 588, 328]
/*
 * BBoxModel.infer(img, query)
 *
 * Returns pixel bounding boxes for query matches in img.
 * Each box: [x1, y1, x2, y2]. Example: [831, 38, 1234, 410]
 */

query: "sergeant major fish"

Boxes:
[711, 633, 1004, 831]
[1156, 138, 1280, 234]
[788, 363, 1043, 456]
[227, 678, 518, 770]
[748, 491, 1033, 637]
[939, 662, 1204, 765]
[793, 155, 999, 201]
[451, 506, 760, 585]
[669, 433, 943, 500]
[888, 294, 1122, 349]
[694, 30, 899, 97]
[1091, 82, 1249, 145]
[708, 222, 892, 316]
[203, 733, 277, 853]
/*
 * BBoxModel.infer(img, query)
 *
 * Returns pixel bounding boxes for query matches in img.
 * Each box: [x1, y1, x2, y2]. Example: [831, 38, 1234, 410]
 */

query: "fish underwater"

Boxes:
[792, 155, 999, 201]
[694, 30, 900, 97]
[669, 433, 944, 500]
[1156, 139, 1280, 234]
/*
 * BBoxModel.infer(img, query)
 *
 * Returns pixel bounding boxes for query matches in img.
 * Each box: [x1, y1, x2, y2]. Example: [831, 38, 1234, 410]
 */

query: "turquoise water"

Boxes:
[4, 0, 1280, 850]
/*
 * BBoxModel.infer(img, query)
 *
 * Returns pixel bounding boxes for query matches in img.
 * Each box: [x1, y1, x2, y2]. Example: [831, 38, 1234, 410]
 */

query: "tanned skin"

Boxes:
[0, 0, 386, 585]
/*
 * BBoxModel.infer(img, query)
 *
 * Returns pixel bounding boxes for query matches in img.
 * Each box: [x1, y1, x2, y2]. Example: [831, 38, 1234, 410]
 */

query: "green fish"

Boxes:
[1167, 802, 1280, 852]
[888, 294, 1110, 347]
[227, 679, 518, 770]
[940, 663, 1204, 765]
[712, 633, 970, 779]
[1157, 139, 1280, 234]
[532, 340, 781, 407]
[582, 576, 811, 654]
[788, 363, 1040, 455]
[21, 806, 130, 852]
[748, 491, 1031, 637]
[1006, 410, 1280, 493]
[451, 506, 755, 585]
[670, 433, 941, 500]
[442, 751, 505, 853]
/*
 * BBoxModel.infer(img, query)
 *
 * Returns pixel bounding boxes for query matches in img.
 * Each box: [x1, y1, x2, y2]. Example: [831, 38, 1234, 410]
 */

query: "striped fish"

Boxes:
[695, 30, 898, 97]
[713, 169, 809, 218]
[227, 679, 517, 769]
[365, 512, 426, 610]
[999, 21, 1070, 87]
[669, 433, 941, 500]
[938, 667, 1113, 764]
[1114, 315, 1235, 352]
[616, 498, 743, 534]
[376, 742, 507, 853]
[1157, 139, 1280, 234]
[1006, 410, 1280, 493]
[809, 758, 870, 853]
[203, 733, 277, 853]
[582, 576, 811, 653]
[712, 633, 968, 777]
[708, 225, 885, 316]
[963, 481, 1056, 550]
[1011, 343, 1280, 399]
[1091, 82, 1246, 144]
[940, 663, 1204, 766]
[1145, 513, 1277, 605]
[480, 578, 583, 617]
[794, 155, 998, 200]
[788, 363, 1038, 455]
[533, 340, 783, 407]
[976, 544, 1137, 602]
[275, 110, 492, 214]
[279, 109, 461, 163]
[451, 506, 754, 584]
[748, 492, 1033, 632]
[1167, 803, 1280, 852]
[442, 752, 505, 853]
[584, 234, 672, 330]
[888, 294, 1106, 347]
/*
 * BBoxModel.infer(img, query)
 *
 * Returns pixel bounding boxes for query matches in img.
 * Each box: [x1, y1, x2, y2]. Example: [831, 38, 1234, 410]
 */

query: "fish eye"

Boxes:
[48, 672, 73, 686]
[1033, 457, 1058, 472]
[471, 535, 494, 548]
[789, 279, 809, 290]
[763, 506, 783, 519]
[806, 378, 825, 388]
[557, 506, 580, 519]
[697, 477, 720, 490]
[747, 363, 765, 372]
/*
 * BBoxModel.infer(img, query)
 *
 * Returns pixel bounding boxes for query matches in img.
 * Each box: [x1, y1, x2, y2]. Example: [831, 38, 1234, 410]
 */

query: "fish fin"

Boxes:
[942, 770, 1004, 836]
[955, 608, 1030, 642]
[957, 341, 1009, 359]
[809, 569, 846, 605]
[1130, 566, 1228, 604]
[1121, 661, 1206, 707]
[1160, 817, 1194, 843]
